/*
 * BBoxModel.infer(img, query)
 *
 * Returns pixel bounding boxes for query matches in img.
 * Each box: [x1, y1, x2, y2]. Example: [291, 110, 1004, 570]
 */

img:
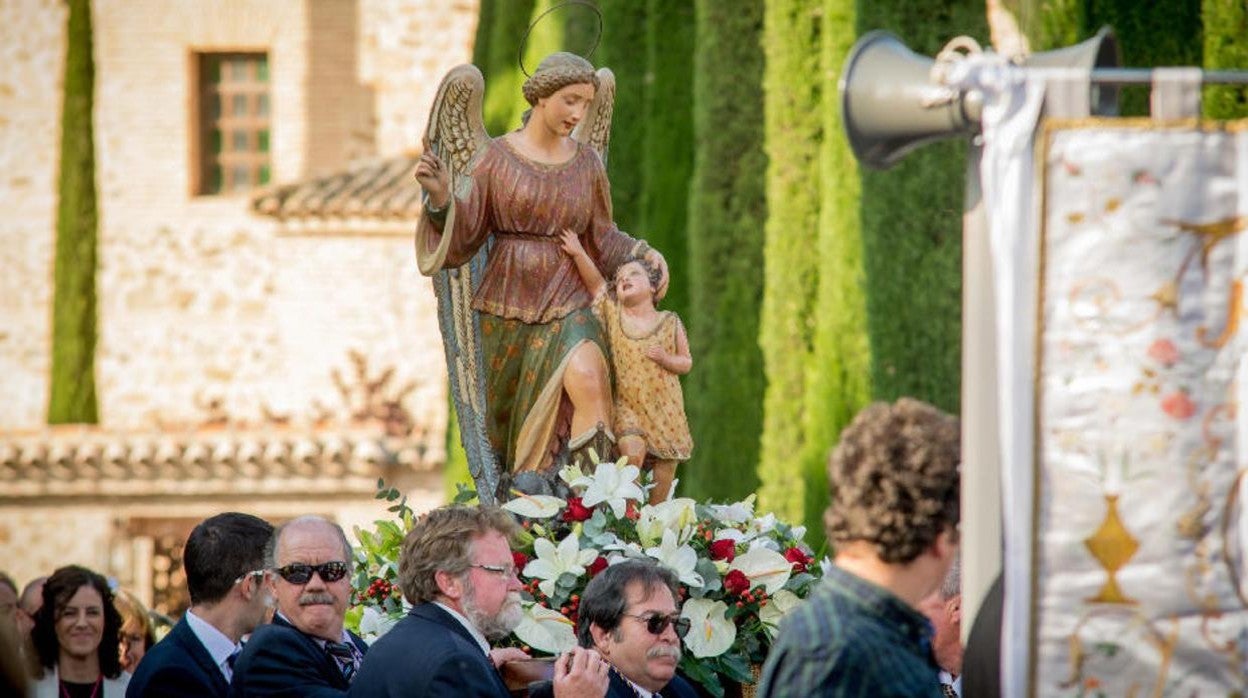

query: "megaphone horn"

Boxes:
[840, 27, 1120, 170]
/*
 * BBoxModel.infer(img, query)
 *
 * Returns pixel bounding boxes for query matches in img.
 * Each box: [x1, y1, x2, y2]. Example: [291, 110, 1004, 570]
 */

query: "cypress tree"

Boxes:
[757, 0, 824, 523]
[639, 0, 695, 321]
[1203, 0, 1248, 119]
[795, 0, 870, 550]
[682, 0, 767, 502]
[49, 0, 99, 424]
[855, 1, 987, 414]
[481, 0, 538, 135]
[596, 0, 648, 233]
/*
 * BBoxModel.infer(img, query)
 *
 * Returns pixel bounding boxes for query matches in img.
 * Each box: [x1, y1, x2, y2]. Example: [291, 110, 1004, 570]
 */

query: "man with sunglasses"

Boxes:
[534, 559, 697, 698]
[350, 505, 609, 698]
[230, 516, 368, 697]
[128, 512, 273, 698]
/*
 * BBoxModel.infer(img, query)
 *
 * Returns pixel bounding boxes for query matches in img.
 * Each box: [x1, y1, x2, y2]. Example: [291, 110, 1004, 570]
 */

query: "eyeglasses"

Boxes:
[273, 561, 349, 585]
[623, 612, 690, 638]
[233, 569, 267, 586]
[470, 563, 518, 578]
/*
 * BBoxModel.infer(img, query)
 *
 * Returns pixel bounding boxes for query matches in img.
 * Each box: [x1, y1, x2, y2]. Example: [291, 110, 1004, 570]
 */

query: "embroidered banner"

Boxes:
[1033, 120, 1248, 695]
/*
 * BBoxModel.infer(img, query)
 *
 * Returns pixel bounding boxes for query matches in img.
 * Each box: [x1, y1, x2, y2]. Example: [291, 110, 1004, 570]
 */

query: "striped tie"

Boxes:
[325, 640, 359, 683]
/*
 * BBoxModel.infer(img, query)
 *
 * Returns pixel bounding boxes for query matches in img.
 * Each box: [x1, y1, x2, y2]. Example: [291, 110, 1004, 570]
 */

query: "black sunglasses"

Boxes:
[273, 561, 349, 585]
[623, 612, 691, 638]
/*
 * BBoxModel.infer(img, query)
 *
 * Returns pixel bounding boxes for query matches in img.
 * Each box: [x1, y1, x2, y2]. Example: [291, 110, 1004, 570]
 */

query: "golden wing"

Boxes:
[419, 64, 504, 504]
[423, 64, 490, 178]
[573, 67, 615, 165]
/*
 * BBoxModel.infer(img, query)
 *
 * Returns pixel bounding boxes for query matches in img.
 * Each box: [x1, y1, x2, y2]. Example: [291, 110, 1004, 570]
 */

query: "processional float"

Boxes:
[842, 26, 1248, 697]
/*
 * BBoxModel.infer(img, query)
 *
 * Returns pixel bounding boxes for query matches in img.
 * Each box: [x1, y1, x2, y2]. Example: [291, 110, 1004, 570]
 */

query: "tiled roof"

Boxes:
[0, 428, 435, 499]
[251, 155, 422, 220]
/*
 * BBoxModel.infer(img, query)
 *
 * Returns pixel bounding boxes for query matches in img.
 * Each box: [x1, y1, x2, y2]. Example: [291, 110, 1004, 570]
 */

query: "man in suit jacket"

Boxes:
[128, 513, 273, 698]
[533, 559, 698, 698]
[350, 505, 608, 698]
[230, 516, 368, 697]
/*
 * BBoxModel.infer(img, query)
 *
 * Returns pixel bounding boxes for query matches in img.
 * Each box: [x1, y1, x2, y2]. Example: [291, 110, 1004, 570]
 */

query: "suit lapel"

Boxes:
[411, 604, 511, 695]
[173, 618, 230, 693]
[270, 613, 349, 689]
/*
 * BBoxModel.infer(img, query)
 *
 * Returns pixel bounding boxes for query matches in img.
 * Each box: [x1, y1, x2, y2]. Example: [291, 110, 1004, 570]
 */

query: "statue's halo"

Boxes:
[518, 0, 604, 78]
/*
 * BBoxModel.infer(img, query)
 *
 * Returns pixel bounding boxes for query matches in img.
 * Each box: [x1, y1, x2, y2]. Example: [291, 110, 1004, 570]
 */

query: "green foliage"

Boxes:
[795, 0, 870, 550]
[442, 400, 473, 501]
[1081, 1, 1203, 116]
[49, 0, 99, 424]
[481, 0, 537, 135]
[758, 0, 824, 525]
[597, 0, 648, 233]
[640, 0, 695, 321]
[1203, 0, 1248, 119]
[854, 0, 986, 414]
[682, 0, 767, 502]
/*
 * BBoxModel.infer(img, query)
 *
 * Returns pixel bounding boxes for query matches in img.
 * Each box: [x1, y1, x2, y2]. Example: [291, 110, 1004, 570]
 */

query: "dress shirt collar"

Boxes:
[184, 609, 240, 680]
[939, 670, 962, 696]
[433, 601, 491, 656]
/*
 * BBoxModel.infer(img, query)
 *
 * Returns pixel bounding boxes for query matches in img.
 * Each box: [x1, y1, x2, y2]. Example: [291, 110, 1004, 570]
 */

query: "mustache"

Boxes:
[298, 592, 336, 606]
[647, 645, 681, 661]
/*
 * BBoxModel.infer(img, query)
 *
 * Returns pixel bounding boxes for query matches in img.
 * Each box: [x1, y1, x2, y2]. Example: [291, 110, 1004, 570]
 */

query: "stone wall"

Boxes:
[0, 0, 65, 429]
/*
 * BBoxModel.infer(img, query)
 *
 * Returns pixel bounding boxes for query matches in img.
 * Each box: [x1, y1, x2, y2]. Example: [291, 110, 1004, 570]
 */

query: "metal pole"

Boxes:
[960, 139, 1002, 643]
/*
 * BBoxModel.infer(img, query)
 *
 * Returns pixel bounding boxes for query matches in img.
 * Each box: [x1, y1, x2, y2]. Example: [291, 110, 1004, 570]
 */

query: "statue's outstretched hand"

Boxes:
[415, 136, 450, 208]
[645, 248, 670, 300]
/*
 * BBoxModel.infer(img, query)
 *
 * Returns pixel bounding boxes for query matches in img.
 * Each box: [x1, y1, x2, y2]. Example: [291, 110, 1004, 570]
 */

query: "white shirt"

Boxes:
[939, 670, 962, 697]
[184, 609, 241, 681]
[434, 601, 491, 656]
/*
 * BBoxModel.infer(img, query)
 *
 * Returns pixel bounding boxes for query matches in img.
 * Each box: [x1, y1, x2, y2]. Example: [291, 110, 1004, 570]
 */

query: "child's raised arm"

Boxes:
[559, 228, 606, 297]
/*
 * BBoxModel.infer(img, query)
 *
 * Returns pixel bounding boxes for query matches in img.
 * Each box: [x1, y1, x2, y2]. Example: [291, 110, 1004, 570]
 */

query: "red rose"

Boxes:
[723, 569, 750, 596]
[625, 501, 641, 521]
[709, 539, 736, 562]
[784, 546, 810, 573]
[587, 556, 609, 577]
[562, 497, 594, 523]
[512, 551, 529, 572]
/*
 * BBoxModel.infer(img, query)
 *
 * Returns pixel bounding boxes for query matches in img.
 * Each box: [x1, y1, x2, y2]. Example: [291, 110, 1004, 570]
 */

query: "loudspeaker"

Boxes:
[841, 27, 1119, 169]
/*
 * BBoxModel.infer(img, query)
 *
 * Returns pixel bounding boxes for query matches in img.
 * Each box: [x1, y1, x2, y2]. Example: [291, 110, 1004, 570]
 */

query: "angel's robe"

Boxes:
[418, 137, 647, 474]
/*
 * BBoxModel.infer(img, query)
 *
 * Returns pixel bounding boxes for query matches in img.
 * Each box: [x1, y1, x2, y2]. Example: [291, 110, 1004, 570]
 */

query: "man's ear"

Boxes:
[588, 622, 613, 656]
[435, 569, 463, 601]
[946, 595, 962, 624]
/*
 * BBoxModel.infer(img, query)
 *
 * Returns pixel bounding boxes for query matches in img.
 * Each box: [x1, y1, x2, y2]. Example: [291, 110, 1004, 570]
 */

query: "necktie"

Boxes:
[325, 640, 359, 683]
[941, 682, 958, 698]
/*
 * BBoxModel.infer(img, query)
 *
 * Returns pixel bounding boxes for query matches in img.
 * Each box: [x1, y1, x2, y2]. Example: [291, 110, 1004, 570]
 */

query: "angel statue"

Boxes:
[414, 51, 669, 504]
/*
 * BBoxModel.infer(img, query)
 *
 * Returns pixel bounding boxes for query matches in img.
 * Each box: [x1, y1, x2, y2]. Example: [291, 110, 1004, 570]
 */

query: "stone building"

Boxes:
[0, 0, 476, 617]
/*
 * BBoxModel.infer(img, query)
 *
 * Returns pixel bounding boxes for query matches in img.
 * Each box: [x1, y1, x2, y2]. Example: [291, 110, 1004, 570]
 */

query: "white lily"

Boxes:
[513, 603, 578, 654]
[637, 498, 699, 545]
[728, 547, 792, 594]
[523, 533, 598, 597]
[357, 606, 399, 643]
[709, 494, 756, 524]
[501, 493, 566, 519]
[578, 460, 645, 518]
[559, 462, 587, 488]
[758, 589, 802, 637]
[644, 529, 703, 588]
[680, 598, 736, 658]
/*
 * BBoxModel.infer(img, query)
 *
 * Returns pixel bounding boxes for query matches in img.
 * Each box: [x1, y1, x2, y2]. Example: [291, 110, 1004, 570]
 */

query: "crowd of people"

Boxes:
[0, 397, 994, 697]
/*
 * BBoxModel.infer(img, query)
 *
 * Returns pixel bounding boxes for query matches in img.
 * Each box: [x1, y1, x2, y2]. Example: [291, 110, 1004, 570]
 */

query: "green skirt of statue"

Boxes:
[481, 307, 608, 473]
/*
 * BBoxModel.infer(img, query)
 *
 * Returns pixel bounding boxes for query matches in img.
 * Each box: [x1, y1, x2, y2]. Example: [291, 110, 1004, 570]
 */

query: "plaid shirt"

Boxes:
[757, 564, 943, 698]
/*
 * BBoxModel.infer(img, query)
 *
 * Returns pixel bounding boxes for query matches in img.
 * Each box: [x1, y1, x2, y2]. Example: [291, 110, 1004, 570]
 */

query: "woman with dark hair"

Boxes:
[30, 566, 128, 697]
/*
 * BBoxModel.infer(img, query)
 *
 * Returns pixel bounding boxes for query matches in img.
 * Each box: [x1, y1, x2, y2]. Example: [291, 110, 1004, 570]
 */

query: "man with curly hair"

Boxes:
[758, 398, 961, 697]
